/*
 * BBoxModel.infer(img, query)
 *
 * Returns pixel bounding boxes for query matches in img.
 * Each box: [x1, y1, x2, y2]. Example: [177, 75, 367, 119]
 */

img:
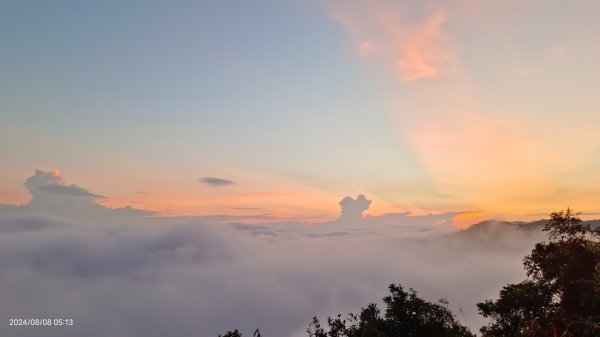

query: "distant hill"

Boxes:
[450, 218, 600, 243]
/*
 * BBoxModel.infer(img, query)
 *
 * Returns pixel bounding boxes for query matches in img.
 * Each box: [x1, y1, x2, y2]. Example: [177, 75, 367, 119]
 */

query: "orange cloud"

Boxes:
[453, 211, 485, 229]
[329, 0, 456, 81]
[329, 1, 600, 217]
[396, 11, 450, 81]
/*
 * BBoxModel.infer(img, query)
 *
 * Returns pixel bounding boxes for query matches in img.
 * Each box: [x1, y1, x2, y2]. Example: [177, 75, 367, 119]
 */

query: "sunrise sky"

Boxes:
[2, 0, 600, 224]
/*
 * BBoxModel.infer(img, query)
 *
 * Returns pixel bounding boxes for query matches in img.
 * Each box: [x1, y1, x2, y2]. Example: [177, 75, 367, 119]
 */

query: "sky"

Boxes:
[2, 0, 600, 223]
[1, 2, 600, 336]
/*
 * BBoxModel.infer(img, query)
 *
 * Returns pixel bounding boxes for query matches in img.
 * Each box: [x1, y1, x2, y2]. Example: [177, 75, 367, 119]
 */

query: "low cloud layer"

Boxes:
[0, 171, 548, 337]
[201, 177, 236, 187]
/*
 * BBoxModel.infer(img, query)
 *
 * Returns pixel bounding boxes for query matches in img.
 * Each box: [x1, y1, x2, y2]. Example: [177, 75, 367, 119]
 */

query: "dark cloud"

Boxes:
[200, 177, 235, 187]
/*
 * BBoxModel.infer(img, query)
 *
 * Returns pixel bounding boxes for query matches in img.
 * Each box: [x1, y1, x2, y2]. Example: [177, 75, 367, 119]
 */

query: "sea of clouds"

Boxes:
[0, 170, 546, 337]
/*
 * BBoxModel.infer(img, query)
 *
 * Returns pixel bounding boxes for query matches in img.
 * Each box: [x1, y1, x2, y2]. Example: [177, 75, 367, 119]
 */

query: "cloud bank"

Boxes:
[0, 171, 548, 337]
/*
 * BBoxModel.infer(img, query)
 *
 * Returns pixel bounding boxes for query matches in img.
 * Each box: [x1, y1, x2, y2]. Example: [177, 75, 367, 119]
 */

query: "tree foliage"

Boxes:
[478, 208, 600, 337]
[218, 284, 473, 337]
[306, 284, 475, 337]
[218, 329, 242, 337]
[218, 328, 261, 337]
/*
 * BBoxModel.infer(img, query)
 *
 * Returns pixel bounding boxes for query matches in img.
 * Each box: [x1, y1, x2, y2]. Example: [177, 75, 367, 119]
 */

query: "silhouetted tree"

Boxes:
[219, 329, 243, 337]
[306, 284, 474, 337]
[478, 208, 600, 336]
[218, 328, 261, 337]
[216, 284, 473, 337]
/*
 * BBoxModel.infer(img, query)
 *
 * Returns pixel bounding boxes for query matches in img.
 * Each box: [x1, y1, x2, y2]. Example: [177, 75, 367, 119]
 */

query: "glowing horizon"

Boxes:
[2, 1, 600, 225]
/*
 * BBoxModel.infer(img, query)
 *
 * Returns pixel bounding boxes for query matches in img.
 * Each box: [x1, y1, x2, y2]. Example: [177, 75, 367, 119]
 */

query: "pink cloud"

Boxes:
[329, 0, 456, 81]
[395, 10, 451, 81]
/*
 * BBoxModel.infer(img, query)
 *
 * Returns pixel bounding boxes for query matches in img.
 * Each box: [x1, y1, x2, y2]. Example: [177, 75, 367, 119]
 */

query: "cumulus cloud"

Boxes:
[200, 177, 236, 187]
[333, 195, 467, 232]
[0, 170, 152, 221]
[24, 169, 103, 198]
[338, 194, 372, 223]
[0, 171, 552, 337]
[24, 169, 64, 187]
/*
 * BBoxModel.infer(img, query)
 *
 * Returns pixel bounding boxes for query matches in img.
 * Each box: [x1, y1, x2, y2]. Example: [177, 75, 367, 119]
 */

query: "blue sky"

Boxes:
[2, 0, 600, 223]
